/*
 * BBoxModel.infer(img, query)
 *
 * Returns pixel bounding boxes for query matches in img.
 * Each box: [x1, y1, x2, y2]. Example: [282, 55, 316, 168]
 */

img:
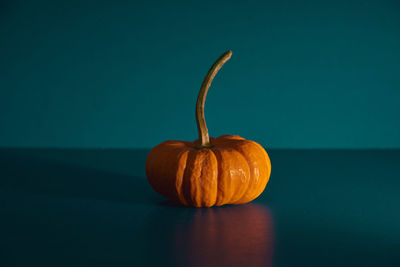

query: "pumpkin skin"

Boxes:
[146, 135, 271, 207]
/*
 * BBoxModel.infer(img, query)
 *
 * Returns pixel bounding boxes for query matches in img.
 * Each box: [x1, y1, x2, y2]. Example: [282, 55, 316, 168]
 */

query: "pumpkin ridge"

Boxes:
[209, 148, 219, 207]
[211, 146, 250, 205]
[147, 144, 182, 203]
[230, 145, 253, 204]
[195, 151, 206, 206]
[196, 154, 207, 207]
[180, 149, 192, 206]
[224, 146, 251, 204]
[145, 145, 167, 196]
[211, 147, 225, 206]
[175, 149, 190, 206]
[195, 149, 219, 207]
[248, 141, 271, 200]
[226, 140, 268, 203]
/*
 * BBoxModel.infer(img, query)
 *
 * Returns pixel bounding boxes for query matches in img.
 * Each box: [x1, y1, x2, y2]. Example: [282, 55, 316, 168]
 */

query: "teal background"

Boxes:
[1, 0, 400, 149]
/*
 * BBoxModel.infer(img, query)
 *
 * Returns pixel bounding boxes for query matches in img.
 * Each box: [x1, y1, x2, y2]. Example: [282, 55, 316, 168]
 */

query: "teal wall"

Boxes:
[1, 0, 399, 148]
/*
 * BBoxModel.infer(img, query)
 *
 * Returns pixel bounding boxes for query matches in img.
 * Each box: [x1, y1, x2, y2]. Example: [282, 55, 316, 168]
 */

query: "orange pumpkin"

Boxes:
[146, 51, 271, 207]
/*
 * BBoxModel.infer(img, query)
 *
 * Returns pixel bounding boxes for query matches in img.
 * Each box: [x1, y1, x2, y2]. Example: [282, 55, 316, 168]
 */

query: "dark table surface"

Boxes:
[1, 148, 399, 267]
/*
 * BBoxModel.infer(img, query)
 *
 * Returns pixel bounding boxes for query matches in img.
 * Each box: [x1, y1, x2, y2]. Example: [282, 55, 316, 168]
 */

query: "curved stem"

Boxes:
[195, 50, 232, 148]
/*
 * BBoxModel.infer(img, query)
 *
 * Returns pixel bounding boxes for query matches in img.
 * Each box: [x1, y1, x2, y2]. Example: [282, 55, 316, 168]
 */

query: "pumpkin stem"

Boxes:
[195, 50, 232, 148]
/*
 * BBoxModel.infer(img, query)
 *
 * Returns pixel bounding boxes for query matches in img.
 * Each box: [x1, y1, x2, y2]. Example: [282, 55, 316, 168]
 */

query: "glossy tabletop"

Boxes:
[1, 148, 399, 266]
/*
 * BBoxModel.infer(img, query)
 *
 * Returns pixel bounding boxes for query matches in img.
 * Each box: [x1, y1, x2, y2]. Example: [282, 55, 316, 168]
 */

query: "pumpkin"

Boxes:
[146, 50, 271, 207]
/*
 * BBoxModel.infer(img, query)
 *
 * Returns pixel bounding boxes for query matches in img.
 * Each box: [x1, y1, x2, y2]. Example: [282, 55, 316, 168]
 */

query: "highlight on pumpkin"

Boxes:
[146, 50, 271, 207]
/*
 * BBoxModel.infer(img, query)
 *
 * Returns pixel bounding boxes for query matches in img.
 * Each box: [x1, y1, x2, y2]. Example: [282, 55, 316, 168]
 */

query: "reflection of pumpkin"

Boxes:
[174, 204, 274, 267]
[146, 51, 271, 207]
